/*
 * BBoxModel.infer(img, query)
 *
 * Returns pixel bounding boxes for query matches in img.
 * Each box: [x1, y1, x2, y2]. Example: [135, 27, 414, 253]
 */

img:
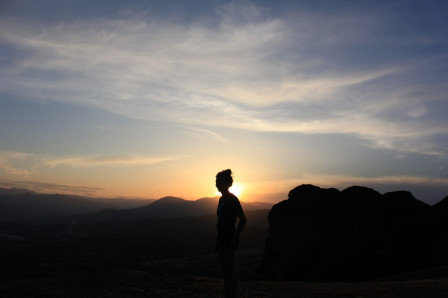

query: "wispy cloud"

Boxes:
[0, 151, 34, 177]
[183, 126, 229, 144]
[0, 1, 447, 155]
[0, 178, 103, 196]
[0, 150, 183, 173]
[43, 154, 182, 168]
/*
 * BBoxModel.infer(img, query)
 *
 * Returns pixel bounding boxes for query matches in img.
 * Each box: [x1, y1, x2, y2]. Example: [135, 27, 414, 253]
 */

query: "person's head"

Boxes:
[216, 169, 233, 194]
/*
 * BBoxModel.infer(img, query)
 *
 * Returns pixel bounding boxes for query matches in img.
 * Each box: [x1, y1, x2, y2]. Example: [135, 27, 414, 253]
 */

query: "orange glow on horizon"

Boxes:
[215, 182, 244, 198]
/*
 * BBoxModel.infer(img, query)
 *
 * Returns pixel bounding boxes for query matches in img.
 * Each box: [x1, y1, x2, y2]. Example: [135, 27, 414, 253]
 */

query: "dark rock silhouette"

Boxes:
[259, 184, 447, 281]
[433, 195, 448, 212]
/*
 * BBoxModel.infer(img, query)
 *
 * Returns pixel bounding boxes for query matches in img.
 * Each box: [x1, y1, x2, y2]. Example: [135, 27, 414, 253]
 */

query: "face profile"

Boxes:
[215, 169, 233, 194]
[216, 178, 231, 194]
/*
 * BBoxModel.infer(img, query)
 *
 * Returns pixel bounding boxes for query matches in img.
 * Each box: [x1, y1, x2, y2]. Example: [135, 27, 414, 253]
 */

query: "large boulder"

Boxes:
[259, 184, 443, 281]
[262, 185, 341, 280]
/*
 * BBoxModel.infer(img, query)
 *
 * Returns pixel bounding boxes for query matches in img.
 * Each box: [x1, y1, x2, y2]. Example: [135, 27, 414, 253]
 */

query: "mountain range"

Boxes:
[2, 184, 448, 289]
[65, 196, 272, 223]
[0, 187, 272, 222]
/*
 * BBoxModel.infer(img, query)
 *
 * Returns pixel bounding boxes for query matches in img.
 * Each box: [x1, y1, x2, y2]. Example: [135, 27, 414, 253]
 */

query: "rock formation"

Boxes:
[259, 184, 447, 281]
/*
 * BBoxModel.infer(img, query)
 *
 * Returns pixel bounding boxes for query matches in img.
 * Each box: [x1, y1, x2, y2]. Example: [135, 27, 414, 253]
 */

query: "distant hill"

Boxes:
[66, 196, 273, 223]
[0, 188, 155, 222]
[87, 197, 157, 209]
[0, 187, 271, 223]
[0, 187, 38, 196]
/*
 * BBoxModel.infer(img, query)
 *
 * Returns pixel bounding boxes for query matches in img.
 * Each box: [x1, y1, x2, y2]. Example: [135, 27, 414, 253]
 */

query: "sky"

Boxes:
[1, 0, 448, 204]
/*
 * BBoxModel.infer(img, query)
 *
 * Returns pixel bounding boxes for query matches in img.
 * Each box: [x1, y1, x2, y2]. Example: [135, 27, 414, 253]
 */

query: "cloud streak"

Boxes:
[43, 154, 183, 168]
[0, 1, 447, 156]
[0, 151, 34, 177]
[0, 178, 103, 196]
[0, 150, 183, 175]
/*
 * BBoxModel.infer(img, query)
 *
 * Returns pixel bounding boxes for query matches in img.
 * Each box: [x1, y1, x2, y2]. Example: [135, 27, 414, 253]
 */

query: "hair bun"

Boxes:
[216, 169, 233, 185]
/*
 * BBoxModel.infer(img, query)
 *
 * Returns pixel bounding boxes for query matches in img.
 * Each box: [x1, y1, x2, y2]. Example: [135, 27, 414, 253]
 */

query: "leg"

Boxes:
[219, 247, 237, 298]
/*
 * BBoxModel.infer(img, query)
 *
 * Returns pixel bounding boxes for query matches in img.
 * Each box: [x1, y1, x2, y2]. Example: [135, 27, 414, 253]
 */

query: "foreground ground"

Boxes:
[2, 212, 448, 297]
[2, 268, 448, 297]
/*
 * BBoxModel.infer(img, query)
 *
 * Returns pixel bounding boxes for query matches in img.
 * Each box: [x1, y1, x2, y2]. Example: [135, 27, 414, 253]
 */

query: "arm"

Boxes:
[235, 207, 246, 235]
[231, 201, 246, 248]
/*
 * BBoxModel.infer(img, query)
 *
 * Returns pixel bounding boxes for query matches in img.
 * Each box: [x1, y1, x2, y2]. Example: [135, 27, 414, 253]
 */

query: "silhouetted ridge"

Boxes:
[0, 192, 114, 222]
[383, 191, 430, 226]
[0, 188, 156, 222]
[259, 184, 446, 282]
[288, 184, 338, 199]
[149, 196, 184, 206]
[63, 196, 272, 223]
[433, 195, 448, 211]
[0, 187, 38, 196]
[384, 190, 419, 204]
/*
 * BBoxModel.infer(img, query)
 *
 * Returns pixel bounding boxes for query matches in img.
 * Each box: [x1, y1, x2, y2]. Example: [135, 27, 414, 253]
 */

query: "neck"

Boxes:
[220, 189, 230, 196]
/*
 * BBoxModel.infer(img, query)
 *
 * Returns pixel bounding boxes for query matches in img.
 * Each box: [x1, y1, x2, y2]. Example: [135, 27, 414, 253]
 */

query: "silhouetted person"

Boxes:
[215, 169, 246, 298]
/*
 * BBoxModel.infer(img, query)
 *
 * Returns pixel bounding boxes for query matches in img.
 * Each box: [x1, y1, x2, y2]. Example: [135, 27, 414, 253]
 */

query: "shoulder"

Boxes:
[227, 193, 238, 201]
[221, 193, 239, 204]
[229, 193, 242, 207]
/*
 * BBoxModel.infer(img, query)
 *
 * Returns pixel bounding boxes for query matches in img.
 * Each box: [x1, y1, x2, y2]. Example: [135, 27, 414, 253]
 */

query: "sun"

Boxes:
[230, 183, 243, 197]
[214, 182, 244, 197]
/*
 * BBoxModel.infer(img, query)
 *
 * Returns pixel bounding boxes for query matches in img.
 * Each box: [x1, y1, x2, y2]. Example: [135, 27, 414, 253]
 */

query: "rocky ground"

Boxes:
[2, 268, 448, 297]
[2, 247, 448, 298]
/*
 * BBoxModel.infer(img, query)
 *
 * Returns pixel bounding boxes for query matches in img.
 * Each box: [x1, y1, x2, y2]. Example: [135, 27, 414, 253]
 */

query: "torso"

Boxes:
[217, 193, 241, 231]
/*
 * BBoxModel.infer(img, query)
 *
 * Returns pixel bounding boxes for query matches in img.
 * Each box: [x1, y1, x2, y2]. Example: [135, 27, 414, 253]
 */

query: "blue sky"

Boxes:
[1, 0, 447, 203]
